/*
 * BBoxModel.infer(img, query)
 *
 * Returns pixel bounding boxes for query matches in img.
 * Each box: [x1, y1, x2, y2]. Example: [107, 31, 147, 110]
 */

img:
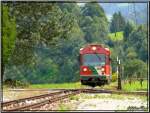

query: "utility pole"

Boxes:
[117, 56, 122, 90]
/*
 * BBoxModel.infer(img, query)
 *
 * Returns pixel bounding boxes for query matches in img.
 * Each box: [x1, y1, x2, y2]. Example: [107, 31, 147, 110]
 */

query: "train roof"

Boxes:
[82, 43, 104, 47]
[80, 44, 110, 55]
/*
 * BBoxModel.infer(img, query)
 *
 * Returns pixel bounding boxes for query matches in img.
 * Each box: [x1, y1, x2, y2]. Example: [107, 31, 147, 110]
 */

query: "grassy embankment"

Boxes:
[108, 31, 124, 41]
[3, 80, 147, 91]
[28, 80, 148, 91]
[122, 80, 148, 91]
[29, 82, 87, 89]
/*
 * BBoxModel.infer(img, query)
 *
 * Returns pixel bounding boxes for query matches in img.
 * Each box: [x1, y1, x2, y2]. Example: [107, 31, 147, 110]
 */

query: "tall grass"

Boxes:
[27, 80, 148, 91]
[108, 31, 123, 41]
[122, 80, 148, 91]
[29, 82, 86, 89]
[58, 103, 71, 111]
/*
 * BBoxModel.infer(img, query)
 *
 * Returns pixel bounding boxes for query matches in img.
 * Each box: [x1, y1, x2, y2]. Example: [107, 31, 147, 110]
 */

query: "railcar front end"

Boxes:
[79, 44, 111, 87]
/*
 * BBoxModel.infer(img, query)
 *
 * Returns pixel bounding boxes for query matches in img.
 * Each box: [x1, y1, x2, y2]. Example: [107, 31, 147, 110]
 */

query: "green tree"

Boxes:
[5, 2, 77, 66]
[82, 2, 106, 18]
[2, 5, 17, 76]
[124, 59, 147, 78]
[126, 47, 137, 59]
[80, 2, 108, 43]
[110, 12, 126, 33]
[123, 21, 134, 40]
[127, 25, 147, 62]
[4, 2, 86, 84]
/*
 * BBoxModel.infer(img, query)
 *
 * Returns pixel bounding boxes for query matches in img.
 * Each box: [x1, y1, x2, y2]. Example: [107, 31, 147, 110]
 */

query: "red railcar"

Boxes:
[79, 44, 111, 87]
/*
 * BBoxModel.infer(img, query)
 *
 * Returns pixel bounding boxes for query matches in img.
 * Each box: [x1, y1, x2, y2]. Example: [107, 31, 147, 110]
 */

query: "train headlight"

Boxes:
[92, 46, 97, 51]
[101, 68, 105, 71]
[83, 68, 87, 71]
[80, 48, 83, 50]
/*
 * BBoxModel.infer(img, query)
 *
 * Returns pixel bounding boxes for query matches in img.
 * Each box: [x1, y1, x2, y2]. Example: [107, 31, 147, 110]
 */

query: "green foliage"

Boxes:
[123, 80, 147, 91]
[6, 3, 77, 66]
[29, 82, 87, 89]
[123, 21, 134, 39]
[69, 95, 79, 101]
[110, 12, 126, 33]
[9, 3, 75, 43]
[4, 79, 29, 88]
[111, 72, 118, 82]
[126, 47, 137, 59]
[127, 25, 148, 62]
[2, 2, 148, 86]
[124, 59, 147, 78]
[2, 5, 16, 65]
[58, 103, 71, 111]
[82, 2, 106, 18]
[108, 31, 123, 41]
[5, 58, 59, 84]
[80, 2, 108, 43]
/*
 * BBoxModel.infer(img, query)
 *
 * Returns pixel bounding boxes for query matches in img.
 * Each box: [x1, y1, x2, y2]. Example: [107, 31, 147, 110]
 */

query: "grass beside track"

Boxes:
[122, 80, 147, 91]
[29, 80, 147, 91]
[108, 31, 123, 41]
[4, 80, 148, 92]
[29, 82, 87, 89]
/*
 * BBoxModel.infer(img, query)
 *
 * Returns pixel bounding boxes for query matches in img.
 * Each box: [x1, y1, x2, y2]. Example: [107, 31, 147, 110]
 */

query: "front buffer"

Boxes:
[80, 66, 110, 86]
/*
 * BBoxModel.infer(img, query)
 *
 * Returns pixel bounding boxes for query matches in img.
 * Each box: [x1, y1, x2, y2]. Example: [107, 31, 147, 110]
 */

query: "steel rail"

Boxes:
[2, 89, 147, 111]
[2, 89, 76, 111]
[2, 90, 66, 106]
[19, 90, 81, 111]
[4, 90, 81, 111]
[83, 89, 148, 95]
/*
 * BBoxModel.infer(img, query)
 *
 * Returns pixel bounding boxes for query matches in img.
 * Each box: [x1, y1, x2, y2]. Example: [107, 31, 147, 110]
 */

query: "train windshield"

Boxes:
[82, 54, 105, 66]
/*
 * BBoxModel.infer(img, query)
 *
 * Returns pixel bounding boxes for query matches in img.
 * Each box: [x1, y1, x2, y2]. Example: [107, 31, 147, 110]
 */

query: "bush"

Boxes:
[111, 72, 118, 82]
[4, 79, 30, 88]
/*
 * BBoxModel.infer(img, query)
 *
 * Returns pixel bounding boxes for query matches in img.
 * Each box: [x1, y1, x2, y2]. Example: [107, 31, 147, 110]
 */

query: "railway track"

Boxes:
[2, 89, 147, 111]
[84, 89, 148, 95]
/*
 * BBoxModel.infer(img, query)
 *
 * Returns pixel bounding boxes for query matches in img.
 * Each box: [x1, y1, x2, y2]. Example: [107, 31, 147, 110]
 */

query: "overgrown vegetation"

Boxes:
[2, 2, 148, 88]
[58, 103, 71, 111]
[3, 79, 29, 88]
[122, 80, 147, 91]
[108, 31, 123, 41]
[29, 82, 86, 89]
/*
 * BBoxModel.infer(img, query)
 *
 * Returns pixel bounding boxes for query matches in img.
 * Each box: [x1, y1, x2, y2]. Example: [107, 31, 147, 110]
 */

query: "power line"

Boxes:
[128, 3, 137, 25]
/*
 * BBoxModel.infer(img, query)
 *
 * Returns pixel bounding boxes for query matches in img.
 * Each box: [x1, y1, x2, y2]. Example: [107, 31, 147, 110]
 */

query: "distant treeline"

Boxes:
[2, 2, 148, 85]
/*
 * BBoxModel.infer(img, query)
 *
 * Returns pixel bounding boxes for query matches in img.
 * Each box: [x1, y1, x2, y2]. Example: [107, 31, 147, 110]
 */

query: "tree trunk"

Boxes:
[2, 63, 5, 82]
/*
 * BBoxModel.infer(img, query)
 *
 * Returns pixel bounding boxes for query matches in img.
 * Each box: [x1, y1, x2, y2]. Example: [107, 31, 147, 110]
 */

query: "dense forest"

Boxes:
[2, 2, 148, 85]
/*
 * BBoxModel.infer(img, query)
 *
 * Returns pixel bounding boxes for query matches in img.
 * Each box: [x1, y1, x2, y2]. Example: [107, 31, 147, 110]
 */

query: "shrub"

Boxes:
[4, 79, 30, 88]
[111, 72, 118, 82]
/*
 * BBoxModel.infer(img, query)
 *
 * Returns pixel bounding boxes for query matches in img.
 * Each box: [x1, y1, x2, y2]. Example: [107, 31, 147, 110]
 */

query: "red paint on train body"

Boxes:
[79, 44, 111, 86]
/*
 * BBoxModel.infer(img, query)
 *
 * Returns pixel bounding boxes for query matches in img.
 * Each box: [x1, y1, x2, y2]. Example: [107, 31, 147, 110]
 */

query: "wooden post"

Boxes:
[117, 59, 122, 90]
[140, 78, 143, 87]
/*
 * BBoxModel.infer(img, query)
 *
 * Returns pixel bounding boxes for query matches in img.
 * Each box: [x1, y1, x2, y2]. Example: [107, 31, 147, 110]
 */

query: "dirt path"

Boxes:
[2, 89, 61, 102]
[2, 89, 148, 111]
[58, 93, 148, 111]
[77, 98, 146, 110]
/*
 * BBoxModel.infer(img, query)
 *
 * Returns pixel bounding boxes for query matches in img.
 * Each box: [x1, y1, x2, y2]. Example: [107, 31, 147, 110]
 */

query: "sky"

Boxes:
[77, 3, 147, 23]
[77, 3, 129, 21]
[77, 3, 129, 7]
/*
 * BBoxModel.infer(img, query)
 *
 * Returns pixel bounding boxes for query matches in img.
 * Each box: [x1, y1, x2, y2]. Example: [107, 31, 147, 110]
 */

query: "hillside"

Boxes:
[100, 3, 147, 24]
[108, 31, 124, 41]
